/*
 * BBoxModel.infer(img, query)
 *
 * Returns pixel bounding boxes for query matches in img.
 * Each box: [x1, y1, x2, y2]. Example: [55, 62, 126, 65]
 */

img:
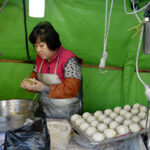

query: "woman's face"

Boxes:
[34, 40, 57, 61]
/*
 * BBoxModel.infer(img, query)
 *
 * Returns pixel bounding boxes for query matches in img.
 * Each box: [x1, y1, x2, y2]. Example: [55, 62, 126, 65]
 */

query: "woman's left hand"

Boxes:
[21, 78, 45, 92]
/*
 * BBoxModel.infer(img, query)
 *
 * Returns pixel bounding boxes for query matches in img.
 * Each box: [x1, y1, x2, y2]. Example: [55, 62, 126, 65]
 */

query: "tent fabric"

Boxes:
[0, 62, 35, 100]
[0, 62, 148, 112]
[0, 0, 150, 112]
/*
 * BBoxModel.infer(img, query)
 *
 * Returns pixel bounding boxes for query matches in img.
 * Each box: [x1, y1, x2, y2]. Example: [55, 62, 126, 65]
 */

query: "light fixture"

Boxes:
[29, 0, 45, 18]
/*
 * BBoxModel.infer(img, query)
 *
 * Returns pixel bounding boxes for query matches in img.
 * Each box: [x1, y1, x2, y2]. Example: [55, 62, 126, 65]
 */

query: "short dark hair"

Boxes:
[29, 21, 61, 51]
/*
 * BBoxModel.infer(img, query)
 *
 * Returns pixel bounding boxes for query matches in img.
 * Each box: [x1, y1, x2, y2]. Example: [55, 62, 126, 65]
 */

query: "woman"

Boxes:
[21, 21, 83, 119]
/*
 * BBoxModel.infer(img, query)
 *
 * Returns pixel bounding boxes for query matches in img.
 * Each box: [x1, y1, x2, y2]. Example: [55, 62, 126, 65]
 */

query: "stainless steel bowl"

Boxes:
[0, 99, 38, 131]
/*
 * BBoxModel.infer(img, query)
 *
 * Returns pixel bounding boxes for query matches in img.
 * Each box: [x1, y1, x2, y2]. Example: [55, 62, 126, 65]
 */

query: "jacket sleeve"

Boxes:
[30, 71, 37, 78]
[49, 78, 81, 98]
[49, 57, 82, 99]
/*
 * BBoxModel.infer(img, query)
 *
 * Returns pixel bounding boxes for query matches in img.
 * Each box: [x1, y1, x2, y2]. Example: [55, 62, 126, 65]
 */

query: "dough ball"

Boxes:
[80, 122, 89, 131]
[140, 119, 150, 128]
[114, 107, 122, 114]
[132, 116, 140, 123]
[129, 123, 141, 133]
[97, 123, 107, 132]
[71, 114, 81, 122]
[86, 127, 97, 136]
[92, 132, 105, 142]
[75, 118, 85, 126]
[103, 117, 112, 125]
[124, 112, 132, 119]
[115, 116, 124, 124]
[138, 112, 146, 120]
[90, 120, 99, 127]
[97, 114, 107, 122]
[109, 121, 119, 129]
[104, 129, 116, 139]
[123, 119, 132, 126]
[133, 103, 140, 109]
[87, 116, 96, 123]
[94, 111, 103, 118]
[120, 110, 127, 116]
[140, 106, 147, 112]
[131, 108, 139, 115]
[116, 125, 129, 135]
[82, 112, 91, 119]
[109, 112, 118, 119]
[124, 105, 131, 111]
[104, 109, 113, 116]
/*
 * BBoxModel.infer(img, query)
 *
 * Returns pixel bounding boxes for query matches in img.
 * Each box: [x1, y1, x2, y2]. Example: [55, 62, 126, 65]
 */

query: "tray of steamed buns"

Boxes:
[71, 103, 150, 145]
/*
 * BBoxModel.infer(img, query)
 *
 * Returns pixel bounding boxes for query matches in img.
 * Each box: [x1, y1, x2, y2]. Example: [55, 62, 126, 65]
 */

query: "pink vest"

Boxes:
[36, 46, 82, 82]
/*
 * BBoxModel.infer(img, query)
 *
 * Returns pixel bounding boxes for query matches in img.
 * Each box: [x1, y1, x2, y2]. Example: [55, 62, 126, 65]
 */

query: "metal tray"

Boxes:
[71, 122, 148, 146]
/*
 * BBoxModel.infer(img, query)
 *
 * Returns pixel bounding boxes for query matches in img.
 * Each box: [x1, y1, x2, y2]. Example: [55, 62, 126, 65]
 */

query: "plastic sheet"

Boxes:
[4, 118, 50, 150]
[0, 132, 5, 146]
[100, 135, 147, 150]
[74, 130, 147, 150]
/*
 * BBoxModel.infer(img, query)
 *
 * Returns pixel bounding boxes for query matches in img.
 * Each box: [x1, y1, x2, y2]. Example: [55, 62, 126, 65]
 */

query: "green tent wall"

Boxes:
[0, 0, 150, 112]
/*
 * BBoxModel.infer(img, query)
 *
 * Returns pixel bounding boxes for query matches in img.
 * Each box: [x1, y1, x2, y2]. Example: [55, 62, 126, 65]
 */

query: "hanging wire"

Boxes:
[99, 0, 113, 73]
[135, 26, 146, 87]
[104, 0, 113, 52]
[103, 0, 108, 53]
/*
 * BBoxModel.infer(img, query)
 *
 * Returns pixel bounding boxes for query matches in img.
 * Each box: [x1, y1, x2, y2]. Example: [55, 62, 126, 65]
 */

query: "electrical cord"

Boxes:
[135, 26, 146, 87]
[124, 0, 150, 109]
[123, 0, 150, 138]
[135, 25, 150, 102]
[124, 0, 150, 15]
[132, 0, 142, 23]
[132, 0, 150, 110]
[131, 1, 150, 141]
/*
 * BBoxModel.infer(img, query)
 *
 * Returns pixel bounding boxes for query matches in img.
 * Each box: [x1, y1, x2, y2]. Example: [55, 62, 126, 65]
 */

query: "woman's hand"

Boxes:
[21, 78, 45, 92]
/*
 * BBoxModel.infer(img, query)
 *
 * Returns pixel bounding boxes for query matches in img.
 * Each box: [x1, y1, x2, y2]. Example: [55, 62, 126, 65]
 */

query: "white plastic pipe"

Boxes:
[29, 0, 45, 18]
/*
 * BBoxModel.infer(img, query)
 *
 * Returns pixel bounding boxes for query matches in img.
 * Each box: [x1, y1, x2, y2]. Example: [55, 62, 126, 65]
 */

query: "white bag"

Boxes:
[46, 119, 71, 150]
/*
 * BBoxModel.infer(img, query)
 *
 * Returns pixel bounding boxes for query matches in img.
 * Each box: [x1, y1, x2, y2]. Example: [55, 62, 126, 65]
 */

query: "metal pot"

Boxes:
[0, 99, 38, 131]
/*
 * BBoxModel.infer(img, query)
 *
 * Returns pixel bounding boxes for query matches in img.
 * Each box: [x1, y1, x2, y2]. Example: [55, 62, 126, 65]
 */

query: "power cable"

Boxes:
[126, 0, 150, 142]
